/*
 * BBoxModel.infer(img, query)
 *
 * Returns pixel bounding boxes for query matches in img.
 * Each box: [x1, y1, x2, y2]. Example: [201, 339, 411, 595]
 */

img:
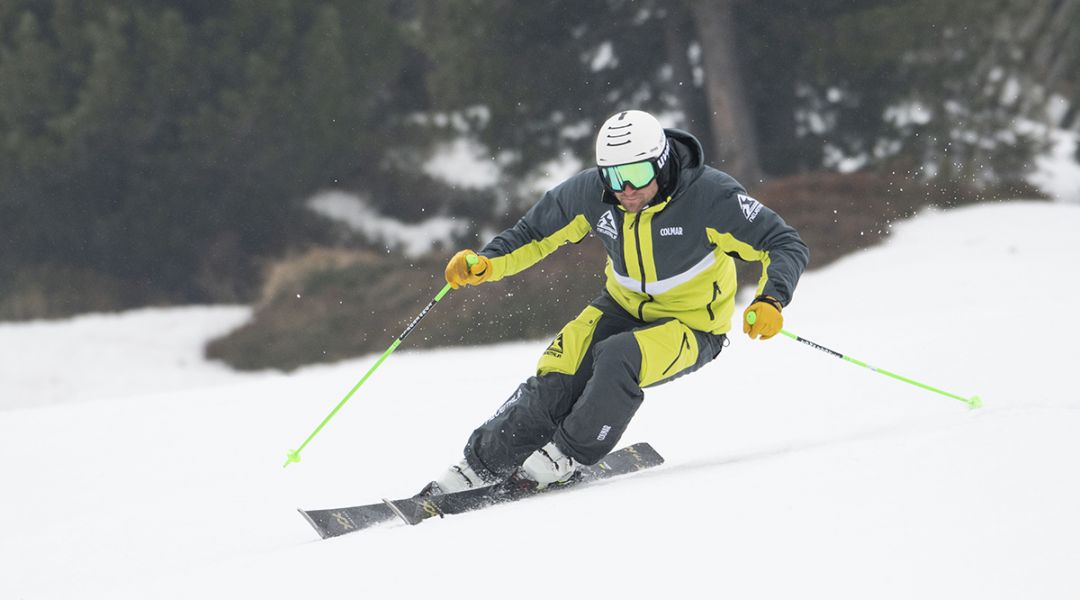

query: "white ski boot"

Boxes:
[519, 441, 577, 489]
[423, 458, 494, 496]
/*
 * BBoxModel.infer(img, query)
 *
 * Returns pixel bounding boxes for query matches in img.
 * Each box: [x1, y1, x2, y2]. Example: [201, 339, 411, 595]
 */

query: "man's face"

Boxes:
[614, 180, 658, 213]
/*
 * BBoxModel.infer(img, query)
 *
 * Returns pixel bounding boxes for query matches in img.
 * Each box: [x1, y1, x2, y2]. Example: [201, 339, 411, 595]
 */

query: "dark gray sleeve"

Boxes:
[480, 170, 598, 259]
[706, 185, 809, 306]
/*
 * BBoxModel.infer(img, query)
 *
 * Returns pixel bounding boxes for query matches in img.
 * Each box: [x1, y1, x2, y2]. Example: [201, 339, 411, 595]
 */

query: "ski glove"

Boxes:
[445, 250, 493, 289]
[743, 295, 783, 340]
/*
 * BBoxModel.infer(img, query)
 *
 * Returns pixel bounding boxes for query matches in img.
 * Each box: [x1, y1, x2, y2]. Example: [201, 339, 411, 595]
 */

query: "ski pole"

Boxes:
[283, 255, 478, 467]
[746, 312, 981, 409]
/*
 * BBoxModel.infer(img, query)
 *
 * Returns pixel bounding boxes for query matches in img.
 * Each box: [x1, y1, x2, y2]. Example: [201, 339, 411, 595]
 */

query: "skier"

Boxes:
[428, 109, 809, 494]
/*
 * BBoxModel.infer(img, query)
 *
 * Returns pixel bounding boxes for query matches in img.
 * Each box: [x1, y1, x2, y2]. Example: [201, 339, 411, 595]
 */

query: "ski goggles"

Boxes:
[598, 160, 657, 193]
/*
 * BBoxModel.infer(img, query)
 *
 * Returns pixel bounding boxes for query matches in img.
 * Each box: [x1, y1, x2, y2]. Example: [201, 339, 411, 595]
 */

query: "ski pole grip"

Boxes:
[466, 254, 479, 268]
[746, 311, 757, 325]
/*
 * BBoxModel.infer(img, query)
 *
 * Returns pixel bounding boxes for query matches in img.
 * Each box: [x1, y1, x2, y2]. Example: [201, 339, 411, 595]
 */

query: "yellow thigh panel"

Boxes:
[536, 305, 604, 376]
[633, 320, 700, 388]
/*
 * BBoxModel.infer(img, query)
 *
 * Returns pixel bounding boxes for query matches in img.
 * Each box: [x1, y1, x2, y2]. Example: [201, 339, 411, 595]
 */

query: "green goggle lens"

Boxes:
[600, 161, 656, 192]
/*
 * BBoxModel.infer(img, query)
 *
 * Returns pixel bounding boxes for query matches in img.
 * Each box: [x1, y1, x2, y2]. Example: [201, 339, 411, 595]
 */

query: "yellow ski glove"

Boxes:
[445, 250, 493, 289]
[743, 295, 783, 340]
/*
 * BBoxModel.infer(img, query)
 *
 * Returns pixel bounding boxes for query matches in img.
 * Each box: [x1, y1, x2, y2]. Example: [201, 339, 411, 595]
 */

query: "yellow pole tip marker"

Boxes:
[283, 449, 301, 468]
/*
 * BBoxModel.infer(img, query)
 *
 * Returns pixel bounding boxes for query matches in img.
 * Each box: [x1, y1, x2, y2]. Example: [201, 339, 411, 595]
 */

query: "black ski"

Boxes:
[382, 442, 663, 526]
[298, 442, 663, 538]
[298, 501, 398, 539]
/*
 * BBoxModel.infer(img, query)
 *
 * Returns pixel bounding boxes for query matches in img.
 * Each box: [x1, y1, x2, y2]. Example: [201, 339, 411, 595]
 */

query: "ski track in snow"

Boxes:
[1, 201, 1078, 599]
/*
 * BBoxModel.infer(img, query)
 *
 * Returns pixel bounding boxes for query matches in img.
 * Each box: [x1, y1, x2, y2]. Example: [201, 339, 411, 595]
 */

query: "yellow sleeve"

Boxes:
[487, 214, 592, 281]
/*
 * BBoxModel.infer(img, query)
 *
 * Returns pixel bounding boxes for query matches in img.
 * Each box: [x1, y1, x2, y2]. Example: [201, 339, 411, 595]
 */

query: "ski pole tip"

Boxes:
[283, 449, 301, 468]
[967, 395, 982, 409]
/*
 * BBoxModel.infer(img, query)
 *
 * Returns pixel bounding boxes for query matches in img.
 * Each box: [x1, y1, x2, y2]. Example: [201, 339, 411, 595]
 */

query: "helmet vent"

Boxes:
[595, 109, 666, 167]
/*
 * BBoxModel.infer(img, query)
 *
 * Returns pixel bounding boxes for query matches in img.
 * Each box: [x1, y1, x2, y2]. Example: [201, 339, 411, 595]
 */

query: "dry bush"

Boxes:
[259, 247, 383, 306]
[0, 265, 155, 320]
[753, 171, 927, 270]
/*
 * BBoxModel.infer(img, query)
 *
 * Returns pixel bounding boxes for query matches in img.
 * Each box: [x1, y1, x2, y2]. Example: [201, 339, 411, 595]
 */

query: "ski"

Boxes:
[299, 442, 662, 538]
[298, 501, 398, 539]
[382, 442, 663, 527]
[298, 442, 663, 538]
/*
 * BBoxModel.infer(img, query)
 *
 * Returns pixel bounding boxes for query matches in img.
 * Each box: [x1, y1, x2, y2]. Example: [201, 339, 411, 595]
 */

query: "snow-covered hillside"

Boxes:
[1, 201, 1078, 599]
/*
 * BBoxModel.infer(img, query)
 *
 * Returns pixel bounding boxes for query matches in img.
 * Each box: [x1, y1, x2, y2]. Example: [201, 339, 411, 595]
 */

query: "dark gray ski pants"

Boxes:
[464, 293, 726, 479]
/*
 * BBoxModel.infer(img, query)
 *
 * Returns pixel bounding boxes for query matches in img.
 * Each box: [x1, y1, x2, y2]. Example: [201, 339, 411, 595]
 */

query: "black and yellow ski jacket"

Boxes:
[479, 129, 809, 335]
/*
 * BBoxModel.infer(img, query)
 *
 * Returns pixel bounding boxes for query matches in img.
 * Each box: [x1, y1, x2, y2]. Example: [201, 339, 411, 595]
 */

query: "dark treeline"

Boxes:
[1, 0, 1077, 320]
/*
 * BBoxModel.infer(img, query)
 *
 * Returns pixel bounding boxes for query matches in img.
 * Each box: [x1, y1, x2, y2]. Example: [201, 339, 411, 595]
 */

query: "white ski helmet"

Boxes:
[595, 110, 668, 167]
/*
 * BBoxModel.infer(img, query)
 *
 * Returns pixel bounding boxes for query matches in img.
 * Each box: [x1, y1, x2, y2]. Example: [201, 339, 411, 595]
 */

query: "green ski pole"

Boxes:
[283, 255, 478, 467]
[746, 311, 981, 409]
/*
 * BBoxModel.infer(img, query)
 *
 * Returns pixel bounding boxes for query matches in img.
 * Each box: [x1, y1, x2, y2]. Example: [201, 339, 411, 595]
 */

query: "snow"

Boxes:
[1031, 128, 1080, 204]
[307, 190, 468, 257]
[2, 200, 1079, 599]
[0, 306, 256, 410]
[422, 137, 501, 189]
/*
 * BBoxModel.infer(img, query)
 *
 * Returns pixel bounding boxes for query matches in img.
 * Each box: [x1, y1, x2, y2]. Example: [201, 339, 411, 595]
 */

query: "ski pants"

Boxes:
[464, 292, 727, 479]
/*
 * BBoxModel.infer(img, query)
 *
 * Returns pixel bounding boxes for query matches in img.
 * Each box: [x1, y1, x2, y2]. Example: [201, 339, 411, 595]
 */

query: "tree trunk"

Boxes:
[662, 5, 715, 156]
[688, 0, 764, 184]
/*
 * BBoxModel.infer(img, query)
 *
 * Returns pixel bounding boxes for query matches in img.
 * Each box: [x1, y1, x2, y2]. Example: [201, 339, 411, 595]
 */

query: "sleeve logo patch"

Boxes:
[738, 194, 763, 222]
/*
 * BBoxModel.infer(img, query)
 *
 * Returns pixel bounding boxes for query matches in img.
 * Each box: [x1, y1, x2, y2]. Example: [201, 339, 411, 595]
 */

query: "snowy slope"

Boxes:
[1, 201, 1078, 599]
[0, 306, 256, 410]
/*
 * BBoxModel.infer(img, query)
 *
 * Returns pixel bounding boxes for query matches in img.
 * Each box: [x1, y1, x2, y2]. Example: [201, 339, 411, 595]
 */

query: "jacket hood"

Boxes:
[664, 128, 706, 195]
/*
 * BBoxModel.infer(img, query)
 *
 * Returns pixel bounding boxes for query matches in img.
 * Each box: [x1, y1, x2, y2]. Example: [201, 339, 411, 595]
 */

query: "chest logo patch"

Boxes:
[659, 226, 683, 236]
[596, 210, 619, 240]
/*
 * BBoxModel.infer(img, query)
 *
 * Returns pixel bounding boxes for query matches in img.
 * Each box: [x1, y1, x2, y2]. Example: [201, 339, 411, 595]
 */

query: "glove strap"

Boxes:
[753, 295, 783, 312]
